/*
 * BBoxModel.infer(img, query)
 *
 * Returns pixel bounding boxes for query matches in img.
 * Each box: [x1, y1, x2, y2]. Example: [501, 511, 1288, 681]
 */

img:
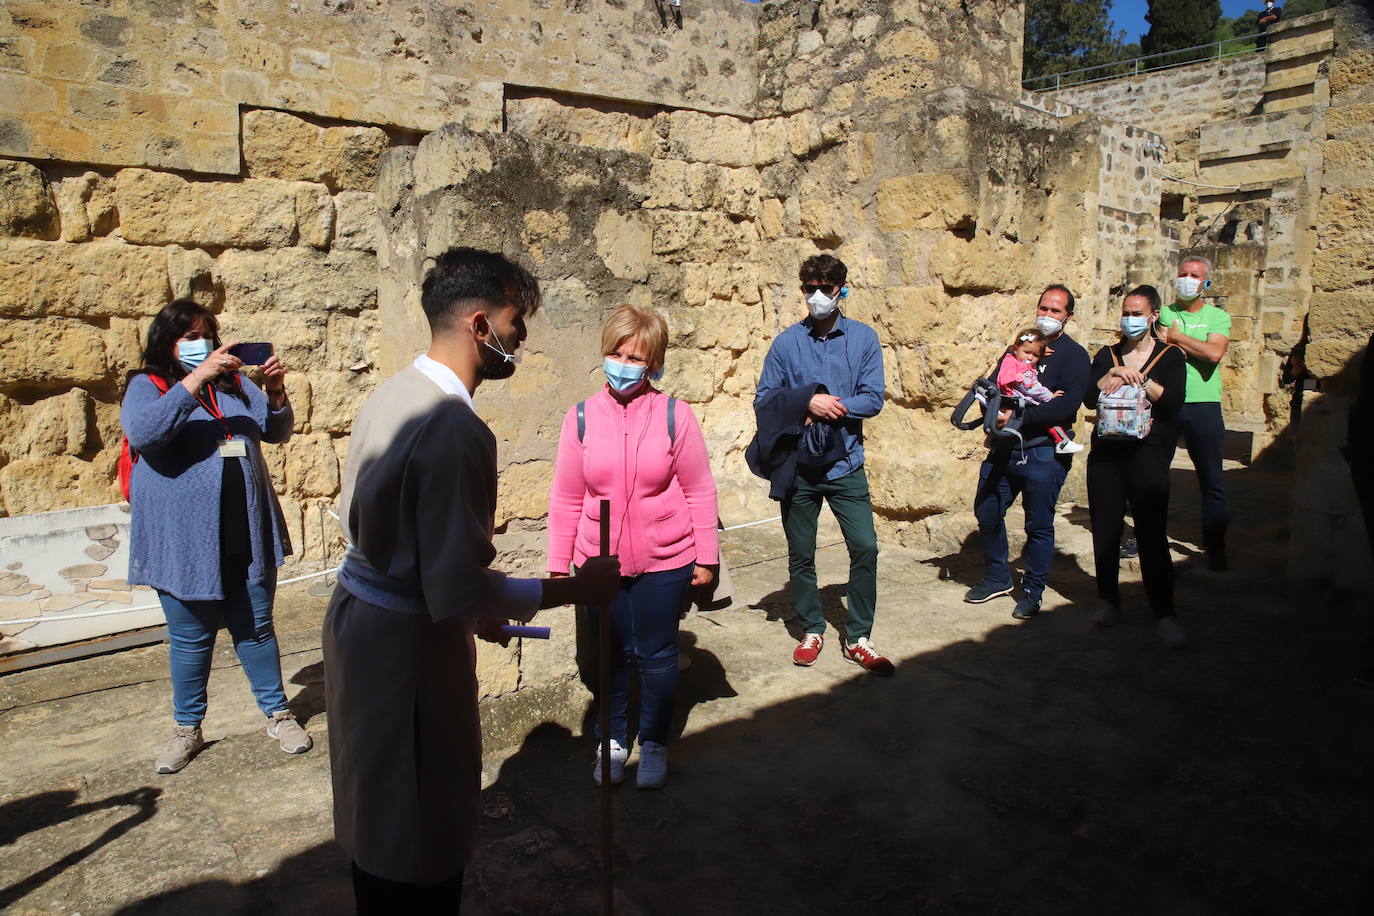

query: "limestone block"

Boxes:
[863, 61, 935, 101]
[0, 160, 58, 239]
[593, 209, 652, 283]
[876, 27, 939, 63]
[1306, 291, 1374, 378]
[759, 199, 786, 240]
[0, 239, 170, 318]
[326, 310, 380, 372]
[643, 159, 714, 211]
[520, 209, 570, 264]
[216, 248, 377, 314]
[219, 309, 327, 372]
[283, 433, 340, 499]
[102, 317, 145, 380]
[719, 168, 760, 218]
[753, 118, 788, 165]
[1312, 244, 1374, 293]
[0, 318, 107, 391]
[0, 456, 112, 515]
[165, 246, 214, 301]
[650, 211, 754, 262]
[295, 184, 334, 250]
[494, 460, 554, 528]
[1316, 187, 1374, 245]
[475, 640, 520, 700]
[242, 109, 389, 193]
[17, 389, 91, 458]
[877, 286, 950, 349]
[1326, 103, 1374, 140]
[660, 110, 757, 168]
[929, 233, 1028, 294]
[876, 172, 976, 232]
[333, 191, 377, 252]
[115, 169, 298, 248]
[1320, 139, 1374, 189]
[306, 370, 377, 434]
[1330, 45, 1374, 95]
[52, 173, 97, 243]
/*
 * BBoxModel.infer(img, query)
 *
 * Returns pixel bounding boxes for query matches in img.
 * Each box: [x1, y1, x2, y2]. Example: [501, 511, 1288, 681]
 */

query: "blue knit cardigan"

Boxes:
[121, 373, 294, 601]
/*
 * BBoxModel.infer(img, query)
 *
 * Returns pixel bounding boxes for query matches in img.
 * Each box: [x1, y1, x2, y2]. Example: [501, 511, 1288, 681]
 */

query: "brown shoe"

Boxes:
[841, 637, 894, 676]
[792, 633, 824, 667]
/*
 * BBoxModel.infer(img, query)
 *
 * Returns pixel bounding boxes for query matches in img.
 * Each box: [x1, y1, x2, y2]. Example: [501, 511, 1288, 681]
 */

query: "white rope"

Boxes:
[3, 515, 783, 627]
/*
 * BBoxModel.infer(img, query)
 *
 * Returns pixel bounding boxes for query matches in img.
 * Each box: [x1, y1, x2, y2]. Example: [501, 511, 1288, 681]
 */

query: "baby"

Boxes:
[995, 329, 1084, 455]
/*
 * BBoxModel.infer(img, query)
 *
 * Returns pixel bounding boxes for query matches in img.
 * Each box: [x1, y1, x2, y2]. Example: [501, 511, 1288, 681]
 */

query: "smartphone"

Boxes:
[228, 342, 274, 365]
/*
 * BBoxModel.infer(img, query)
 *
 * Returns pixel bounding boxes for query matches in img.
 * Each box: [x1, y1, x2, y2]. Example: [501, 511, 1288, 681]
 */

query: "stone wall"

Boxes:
[1289, 4, 1374, 587]
[0, 0, 760, 174]
[1038, 54, 1267, 140]
[0, 109, 387, 568]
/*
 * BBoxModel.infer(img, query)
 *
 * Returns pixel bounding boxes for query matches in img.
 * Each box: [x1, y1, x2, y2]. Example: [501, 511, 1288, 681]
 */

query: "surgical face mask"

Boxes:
[806, 289, 839, 321]
[604, 358, 649, 393]
[177, 337, 213, 371]
[478, 323, 519, 381]
[1175, 276, 1204, 301]
[1121, 315, 1151, 339]
[1035, 315, 1064, 337]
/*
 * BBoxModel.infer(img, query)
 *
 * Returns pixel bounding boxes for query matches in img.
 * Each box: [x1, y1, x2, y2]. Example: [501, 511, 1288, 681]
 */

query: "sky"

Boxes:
[1110, 0, 1261, 42]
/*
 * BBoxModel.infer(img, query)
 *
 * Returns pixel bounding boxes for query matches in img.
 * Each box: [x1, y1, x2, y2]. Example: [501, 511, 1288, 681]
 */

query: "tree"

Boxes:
[1141, 0, 1223, 61]
[1023, 0, 1128, 83]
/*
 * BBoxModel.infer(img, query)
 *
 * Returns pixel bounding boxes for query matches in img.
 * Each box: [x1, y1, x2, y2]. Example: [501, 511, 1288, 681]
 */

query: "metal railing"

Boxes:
[1023, 32, 1266, 92]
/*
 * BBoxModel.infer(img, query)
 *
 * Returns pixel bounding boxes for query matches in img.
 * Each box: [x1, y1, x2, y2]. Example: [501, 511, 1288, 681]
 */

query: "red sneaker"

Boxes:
[841, 637, 894, 676]
[792, 633, 824, 667]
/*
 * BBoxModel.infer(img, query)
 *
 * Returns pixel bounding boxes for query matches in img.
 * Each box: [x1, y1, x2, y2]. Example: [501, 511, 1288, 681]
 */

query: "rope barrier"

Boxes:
[2, 516, 783, 627]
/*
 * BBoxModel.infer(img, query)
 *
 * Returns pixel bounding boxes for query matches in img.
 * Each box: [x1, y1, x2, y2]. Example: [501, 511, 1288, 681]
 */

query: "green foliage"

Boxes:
[1023, 0, 1128, 81]
[1142, 0, 1223, 60]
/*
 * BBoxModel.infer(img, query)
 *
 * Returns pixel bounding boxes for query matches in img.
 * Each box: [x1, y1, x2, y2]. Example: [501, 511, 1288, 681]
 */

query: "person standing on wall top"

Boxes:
[1257, 0, 1282, 49]
[752, 254, 893, 675]
[965, 285, 1091, 620]
[323, 248, 620, 913]
[1159, 254, 1231, 571]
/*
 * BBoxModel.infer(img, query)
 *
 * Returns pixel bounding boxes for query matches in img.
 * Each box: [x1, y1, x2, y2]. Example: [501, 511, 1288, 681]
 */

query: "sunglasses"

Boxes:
[800, 283, 838, 294]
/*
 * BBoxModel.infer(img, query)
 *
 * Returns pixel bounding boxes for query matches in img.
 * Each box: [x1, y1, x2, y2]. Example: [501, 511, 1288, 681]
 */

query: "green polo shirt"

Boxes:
[1160, 301, 1230, 403]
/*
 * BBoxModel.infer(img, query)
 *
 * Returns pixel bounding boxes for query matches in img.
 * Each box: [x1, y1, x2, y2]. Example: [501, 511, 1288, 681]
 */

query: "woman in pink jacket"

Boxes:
[547, 305, 720, 790]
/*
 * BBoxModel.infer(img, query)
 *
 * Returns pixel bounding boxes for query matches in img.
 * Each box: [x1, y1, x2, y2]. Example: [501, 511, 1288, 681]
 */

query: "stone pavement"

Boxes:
[2, 459, 1373, 914]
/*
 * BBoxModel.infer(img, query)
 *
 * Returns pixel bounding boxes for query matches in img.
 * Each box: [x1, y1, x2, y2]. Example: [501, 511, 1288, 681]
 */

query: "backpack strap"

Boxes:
[576, 400, 586, 443]
[1108, 346, 1122, 368]
[667, 396, 677, 446]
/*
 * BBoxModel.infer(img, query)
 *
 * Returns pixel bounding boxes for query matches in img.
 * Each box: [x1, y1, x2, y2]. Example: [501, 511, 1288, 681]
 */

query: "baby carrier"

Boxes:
[950, 346, 1032, 449]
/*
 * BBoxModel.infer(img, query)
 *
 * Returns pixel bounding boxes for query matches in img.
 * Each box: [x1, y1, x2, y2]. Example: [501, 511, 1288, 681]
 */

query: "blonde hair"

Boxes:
[601, 305, 668, 374]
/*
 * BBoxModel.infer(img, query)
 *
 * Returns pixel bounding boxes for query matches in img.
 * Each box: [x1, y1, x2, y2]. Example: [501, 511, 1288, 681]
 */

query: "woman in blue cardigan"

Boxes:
[121, 299, 310, 774]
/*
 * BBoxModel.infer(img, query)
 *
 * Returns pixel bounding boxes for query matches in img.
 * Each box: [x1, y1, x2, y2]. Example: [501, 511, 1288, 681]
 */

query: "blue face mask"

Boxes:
[604, 358, 649, 393]
[177, 338, 213, 371]
[1120, 315, 1151, 339]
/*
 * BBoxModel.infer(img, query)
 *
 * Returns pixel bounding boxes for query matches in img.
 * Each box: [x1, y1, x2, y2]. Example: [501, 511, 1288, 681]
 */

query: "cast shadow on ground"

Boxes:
[112, 552, 1374, 915]
[920, 529, 1100, 610]
[0, 787, 162, 911]
[289, 660, 326, 727]
[573, 612, 739, 746]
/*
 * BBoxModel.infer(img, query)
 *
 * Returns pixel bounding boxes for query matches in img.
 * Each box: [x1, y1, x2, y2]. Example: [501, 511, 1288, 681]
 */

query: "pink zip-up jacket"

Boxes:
[547, 387, 719, 577]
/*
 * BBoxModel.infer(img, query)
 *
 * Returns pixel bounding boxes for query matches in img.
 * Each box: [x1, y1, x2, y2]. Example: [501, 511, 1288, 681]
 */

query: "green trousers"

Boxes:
[781, 467, 878, 642]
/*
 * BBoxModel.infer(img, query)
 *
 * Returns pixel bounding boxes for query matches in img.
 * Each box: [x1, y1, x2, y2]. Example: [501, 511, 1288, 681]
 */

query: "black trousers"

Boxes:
[1177, 402, 1228, 558]
[1088, 441, 1176, 617]
[352, 862, 463, 915]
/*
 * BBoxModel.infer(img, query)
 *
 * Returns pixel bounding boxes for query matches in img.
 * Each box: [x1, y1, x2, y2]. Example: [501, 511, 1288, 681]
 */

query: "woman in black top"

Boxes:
[1084, 285, 1188, 646]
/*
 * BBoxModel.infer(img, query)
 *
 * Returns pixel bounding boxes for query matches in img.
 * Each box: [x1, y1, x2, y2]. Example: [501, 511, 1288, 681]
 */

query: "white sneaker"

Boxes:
[636, 741, 668, 789]
[592, 738, 628, 786]
[1157, 616, 1187, 649]
[1055, 438, 1085, 454]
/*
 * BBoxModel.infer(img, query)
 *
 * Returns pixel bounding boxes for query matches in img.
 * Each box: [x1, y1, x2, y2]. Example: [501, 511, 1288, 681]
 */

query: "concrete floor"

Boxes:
[2, 459, 1373, 915]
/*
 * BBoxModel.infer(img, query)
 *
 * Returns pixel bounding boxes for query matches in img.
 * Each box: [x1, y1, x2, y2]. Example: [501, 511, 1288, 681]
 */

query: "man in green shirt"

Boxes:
[1159, 254, 1231, 571]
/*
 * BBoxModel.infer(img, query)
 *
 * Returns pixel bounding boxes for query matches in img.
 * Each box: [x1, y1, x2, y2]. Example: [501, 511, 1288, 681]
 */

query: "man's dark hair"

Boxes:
[1125, 284, 1161, 313]
[420, 247, 541, 332]
[799, 254, 847, 287]
[1041, 284, 1076, 315]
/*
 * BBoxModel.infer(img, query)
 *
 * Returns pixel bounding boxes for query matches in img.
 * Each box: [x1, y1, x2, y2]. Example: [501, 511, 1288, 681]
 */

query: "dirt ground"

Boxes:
[2, 455, 1373, 915]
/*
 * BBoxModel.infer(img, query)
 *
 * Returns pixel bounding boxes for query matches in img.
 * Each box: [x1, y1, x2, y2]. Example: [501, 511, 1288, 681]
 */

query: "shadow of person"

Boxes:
[749, 582, 849, 642]
[668, 629, 739, 742]
[0, 787, 162, 911]
[288, 660, 326, 726]
[920, 530, 987, 589]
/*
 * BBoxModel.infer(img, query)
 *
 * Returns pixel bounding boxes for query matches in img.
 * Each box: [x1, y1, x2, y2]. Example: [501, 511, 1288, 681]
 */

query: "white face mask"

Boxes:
[1035, 315, 1064, 337]
[806, 289, 839, 321]
[1175, 276, 1204, 300]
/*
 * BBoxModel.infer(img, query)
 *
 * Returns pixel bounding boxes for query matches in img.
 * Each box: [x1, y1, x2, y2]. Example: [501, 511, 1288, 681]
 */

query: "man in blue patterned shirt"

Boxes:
[754, 254, 893, 675]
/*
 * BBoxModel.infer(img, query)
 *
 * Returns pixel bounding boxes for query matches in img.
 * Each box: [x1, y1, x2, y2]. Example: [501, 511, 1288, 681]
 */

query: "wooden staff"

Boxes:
[598, 498, 613, 915]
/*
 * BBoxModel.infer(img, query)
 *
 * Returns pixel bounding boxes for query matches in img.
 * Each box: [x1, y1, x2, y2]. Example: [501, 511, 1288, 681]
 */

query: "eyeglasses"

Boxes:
[800, 283, 838, 294]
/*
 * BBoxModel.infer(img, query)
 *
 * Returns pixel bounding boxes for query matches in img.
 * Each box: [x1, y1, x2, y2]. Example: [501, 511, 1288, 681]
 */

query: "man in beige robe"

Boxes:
[324, 247, 620, 912]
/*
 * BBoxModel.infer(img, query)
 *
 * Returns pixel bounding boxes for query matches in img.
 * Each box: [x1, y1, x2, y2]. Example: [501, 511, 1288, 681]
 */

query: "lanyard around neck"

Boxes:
[196, 385, 233, 440]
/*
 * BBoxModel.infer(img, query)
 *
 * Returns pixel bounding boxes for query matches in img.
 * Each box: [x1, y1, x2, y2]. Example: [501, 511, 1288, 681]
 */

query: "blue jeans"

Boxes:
[158, 570, 288, 726]
[974, 445, 1071, 604]
[582, 563, 694, 746]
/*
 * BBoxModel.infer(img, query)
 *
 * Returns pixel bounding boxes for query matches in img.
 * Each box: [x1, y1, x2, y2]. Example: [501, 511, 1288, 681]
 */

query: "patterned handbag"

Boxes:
[1095, 345, 1173, 440]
